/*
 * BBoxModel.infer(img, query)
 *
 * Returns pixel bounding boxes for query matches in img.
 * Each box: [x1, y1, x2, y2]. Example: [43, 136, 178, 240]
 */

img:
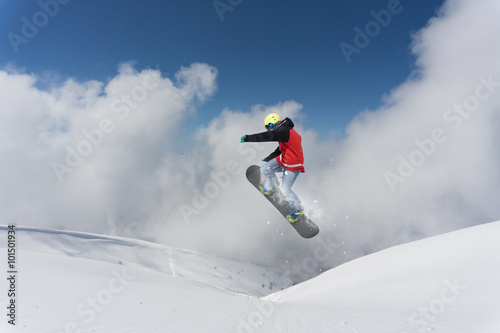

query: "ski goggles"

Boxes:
[265, 121, 280, 130]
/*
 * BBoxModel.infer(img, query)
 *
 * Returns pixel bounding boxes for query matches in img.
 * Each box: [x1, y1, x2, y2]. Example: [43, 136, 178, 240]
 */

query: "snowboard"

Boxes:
[246, 165, 319, 239]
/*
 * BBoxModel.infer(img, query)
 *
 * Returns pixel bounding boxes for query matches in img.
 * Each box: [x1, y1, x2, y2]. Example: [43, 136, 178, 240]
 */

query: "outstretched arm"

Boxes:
[243, 129, 290, 143]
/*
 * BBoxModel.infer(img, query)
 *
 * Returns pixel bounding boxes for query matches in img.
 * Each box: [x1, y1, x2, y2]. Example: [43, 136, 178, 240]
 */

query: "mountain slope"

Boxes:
[1, 221, 499, 332]
[266, 221, 500, 332]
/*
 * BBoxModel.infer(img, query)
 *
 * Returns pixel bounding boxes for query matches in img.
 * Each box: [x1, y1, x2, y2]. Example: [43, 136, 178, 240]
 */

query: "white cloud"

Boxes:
[303, 0, 500, 256]
[0, 62, 218, 234]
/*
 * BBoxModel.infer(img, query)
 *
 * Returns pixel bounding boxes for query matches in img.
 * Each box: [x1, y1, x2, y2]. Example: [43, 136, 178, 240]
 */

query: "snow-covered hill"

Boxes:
[1, 221, 499, 332]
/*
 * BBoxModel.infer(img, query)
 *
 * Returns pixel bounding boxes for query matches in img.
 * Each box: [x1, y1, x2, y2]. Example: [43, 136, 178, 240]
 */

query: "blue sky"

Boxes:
[1, 0, 445, 139]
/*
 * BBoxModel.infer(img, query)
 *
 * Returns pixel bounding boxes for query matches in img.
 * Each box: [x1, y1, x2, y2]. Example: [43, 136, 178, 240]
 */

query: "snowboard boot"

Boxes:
[286, 210, 304, 223]
[259, 176, 279, 195]
[259, 184, 277, 195]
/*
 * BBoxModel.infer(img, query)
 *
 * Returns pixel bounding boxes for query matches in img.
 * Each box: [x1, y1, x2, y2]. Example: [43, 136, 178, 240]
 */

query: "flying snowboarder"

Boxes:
[240, 113, 305, 223]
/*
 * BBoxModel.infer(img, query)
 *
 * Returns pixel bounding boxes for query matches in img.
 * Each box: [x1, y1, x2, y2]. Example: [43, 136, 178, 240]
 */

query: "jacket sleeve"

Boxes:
[244, 129, 290, 143]
[263, 147, 281, 162]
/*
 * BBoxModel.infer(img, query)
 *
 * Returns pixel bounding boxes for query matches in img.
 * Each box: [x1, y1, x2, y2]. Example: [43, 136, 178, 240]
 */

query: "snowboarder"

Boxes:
[241, 113, 305, 223]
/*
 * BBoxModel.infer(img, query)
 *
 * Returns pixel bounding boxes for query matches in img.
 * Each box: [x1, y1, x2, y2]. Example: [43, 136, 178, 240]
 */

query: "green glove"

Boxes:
[240, 135, 247, 143]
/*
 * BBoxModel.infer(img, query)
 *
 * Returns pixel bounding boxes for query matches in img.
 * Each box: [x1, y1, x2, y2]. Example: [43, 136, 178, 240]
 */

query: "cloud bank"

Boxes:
[0, 62, 218, 233]
[1, 0, 500, 281]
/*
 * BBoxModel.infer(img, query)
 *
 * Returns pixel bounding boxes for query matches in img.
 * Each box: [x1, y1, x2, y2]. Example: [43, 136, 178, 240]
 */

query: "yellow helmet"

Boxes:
[264, 113, 281, 128]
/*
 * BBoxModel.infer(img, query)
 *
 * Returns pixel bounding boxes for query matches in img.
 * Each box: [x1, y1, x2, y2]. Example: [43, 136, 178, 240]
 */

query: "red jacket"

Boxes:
[277, 127, 305, 172]
[244, 118, 305, 172]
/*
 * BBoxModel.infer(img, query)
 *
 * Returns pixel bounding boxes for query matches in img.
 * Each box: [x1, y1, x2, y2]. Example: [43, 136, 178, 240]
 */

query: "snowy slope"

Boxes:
[266, 221, 500, 332]
[1, 222, 499, 332]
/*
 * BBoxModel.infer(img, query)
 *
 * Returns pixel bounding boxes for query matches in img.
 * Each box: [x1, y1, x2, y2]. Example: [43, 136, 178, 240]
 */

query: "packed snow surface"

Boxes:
[1, 221, 499, 332]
